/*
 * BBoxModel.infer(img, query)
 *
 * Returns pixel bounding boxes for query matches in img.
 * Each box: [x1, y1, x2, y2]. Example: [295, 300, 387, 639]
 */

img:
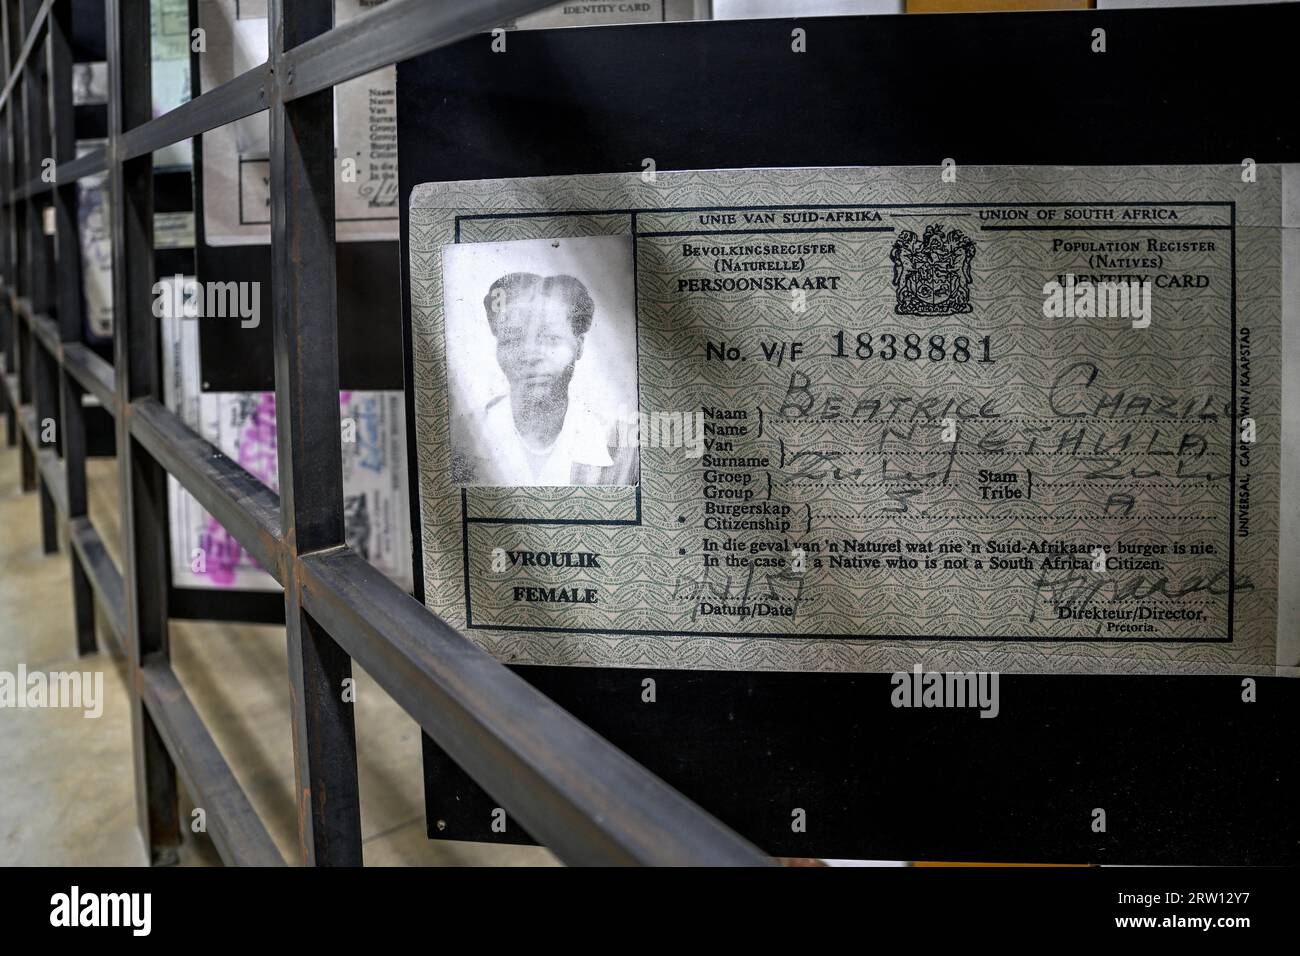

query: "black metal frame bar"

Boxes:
[0, 0, 767, 867]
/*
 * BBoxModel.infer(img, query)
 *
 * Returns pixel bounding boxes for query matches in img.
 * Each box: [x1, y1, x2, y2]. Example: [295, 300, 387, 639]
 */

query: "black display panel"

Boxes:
[70, 0, 106, 61]
[193, 241, 404, 392]
[73, 104, 106, 141]
[397, 7, 1299, 861]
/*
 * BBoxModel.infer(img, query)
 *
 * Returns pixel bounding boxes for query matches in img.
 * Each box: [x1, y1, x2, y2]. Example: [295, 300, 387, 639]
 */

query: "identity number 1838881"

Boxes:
[831, 331, 995, 363]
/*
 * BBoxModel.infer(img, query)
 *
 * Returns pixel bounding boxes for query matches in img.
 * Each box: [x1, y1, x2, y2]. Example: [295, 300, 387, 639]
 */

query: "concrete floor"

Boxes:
[0, 437, 556, 866]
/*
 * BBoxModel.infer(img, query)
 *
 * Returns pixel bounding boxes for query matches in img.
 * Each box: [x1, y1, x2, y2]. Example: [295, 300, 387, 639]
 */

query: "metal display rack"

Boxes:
[0, 0, 766, 866]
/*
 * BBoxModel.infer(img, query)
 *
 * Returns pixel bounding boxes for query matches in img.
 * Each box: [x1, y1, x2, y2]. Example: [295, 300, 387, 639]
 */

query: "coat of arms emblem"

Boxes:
[889, 224, 976, 316]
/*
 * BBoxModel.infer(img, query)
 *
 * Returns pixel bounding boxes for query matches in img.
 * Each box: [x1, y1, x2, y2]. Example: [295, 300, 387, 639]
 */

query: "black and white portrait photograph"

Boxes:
[441, 234, 639, 487]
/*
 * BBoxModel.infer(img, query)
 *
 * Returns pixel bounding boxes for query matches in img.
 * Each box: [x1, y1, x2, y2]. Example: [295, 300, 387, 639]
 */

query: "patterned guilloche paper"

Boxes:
[408, 165, 1292, 675]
